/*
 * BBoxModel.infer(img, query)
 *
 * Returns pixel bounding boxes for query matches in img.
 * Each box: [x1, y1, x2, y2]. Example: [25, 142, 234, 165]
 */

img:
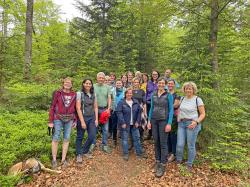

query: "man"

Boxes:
[164, 69, 180, 89]
[90, 72, 112, 154]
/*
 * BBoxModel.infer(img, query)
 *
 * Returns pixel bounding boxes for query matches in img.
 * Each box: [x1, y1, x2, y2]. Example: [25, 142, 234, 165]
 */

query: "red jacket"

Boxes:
[49, 90, 76, 123]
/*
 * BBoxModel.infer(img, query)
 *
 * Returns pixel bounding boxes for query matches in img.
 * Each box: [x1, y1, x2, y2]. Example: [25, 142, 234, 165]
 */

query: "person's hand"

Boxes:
[188, 121, 197, 129]
[48, 123, 54, 128]
[122, 124, 126, 129]
[95, 119, 98, 127]
[81, 121, 87, 129]
[147, 122, 151, 130]
[165, 124, 171, 132]
[135, 123, 139, 128]
[72, 122, 76, 128]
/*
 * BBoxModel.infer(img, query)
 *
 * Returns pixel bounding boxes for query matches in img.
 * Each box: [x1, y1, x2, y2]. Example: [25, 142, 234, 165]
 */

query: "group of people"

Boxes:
[48, 69, 206, 178]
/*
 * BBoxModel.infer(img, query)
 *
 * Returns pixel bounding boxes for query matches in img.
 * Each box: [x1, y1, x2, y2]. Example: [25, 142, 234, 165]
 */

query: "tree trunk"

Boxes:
[0, 0, 7, 97]
[23, 0, 34, 81]
[209, 0, 219, 89]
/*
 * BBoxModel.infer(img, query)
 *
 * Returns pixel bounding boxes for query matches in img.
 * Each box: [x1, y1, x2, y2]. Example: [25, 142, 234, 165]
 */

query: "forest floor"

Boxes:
[20, 140, 247, 187]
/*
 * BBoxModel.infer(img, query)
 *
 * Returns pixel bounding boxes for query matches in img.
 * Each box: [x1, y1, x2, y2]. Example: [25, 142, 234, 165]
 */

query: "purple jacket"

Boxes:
[146, 81, 158, 104]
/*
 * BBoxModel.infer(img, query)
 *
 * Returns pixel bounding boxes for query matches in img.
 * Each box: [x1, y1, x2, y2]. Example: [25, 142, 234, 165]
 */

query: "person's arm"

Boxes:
[148, 95, 154, 121]
[167, 94, 174, 125]
[197, 105, 205, 123]
[48, 91, 58, 126]
[76, 94, 86, 129]
[116, 100, 126, 127]
[94, 97, 98, 126]
[107, 86, 112, 110]
[136, 104, 141, 124]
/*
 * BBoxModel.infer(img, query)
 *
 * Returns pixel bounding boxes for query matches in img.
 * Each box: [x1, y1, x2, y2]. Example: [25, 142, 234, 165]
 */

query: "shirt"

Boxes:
[126, 99, 133, 125]
[94, 84, 111, 107]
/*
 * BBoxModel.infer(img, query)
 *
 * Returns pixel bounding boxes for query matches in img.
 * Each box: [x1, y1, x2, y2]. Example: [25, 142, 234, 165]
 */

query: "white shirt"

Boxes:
[126, 99, 133, 125]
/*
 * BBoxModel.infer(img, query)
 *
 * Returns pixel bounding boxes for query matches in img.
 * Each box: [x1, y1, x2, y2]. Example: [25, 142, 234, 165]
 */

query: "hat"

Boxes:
[99, 110, 111, 125]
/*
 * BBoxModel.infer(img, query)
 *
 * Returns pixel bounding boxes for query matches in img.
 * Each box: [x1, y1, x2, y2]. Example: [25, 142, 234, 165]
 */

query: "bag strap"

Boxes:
[81, 91, 85, 114]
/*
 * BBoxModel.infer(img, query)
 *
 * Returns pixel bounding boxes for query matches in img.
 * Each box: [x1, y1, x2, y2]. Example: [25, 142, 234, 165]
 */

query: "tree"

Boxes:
[23, 0, 34, 81]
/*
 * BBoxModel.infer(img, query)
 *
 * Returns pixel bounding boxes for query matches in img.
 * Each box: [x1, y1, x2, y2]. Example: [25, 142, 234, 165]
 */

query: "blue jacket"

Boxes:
[116, 98, 141, 128]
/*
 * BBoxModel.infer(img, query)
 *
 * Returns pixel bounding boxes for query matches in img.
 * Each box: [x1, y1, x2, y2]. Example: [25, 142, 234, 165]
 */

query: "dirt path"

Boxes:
[21, 141, 243, 187]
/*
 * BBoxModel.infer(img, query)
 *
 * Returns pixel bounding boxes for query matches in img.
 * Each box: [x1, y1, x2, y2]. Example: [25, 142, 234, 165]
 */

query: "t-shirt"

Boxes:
[140, 83, 147, 92]
[94, 84, 111, 107]
[126, 99, 133, 125]
[179, 96, 204, 121]
[132, 89, 146, 105]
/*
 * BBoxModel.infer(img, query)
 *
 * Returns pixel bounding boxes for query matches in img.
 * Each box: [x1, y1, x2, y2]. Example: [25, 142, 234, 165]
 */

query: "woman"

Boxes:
[48, 77, 76, 169]
[121, 74, 128, 88]
[145, 70, 160, 140]
[176, 82, 205, 170]
[117, 88, 147, 161]
[75, 79, 98, 163]
[127, 71, 134, 88]
[166, 79, 180, 162]
[147, 77, 174, 178]
[111, 79, 126, 146]
[132, 77, 147, 142]
[140, 73, 149, 93]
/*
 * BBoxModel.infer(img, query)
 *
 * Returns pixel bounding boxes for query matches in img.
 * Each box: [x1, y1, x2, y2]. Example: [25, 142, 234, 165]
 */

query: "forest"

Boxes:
[0, 0, 249, 186]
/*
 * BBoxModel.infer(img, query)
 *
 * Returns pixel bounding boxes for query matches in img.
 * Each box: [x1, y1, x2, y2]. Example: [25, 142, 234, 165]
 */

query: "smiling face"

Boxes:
[165, 69, 172, 78]
[127, 72, 133, 82]
[184, 85, 194, 97]
[125, 89, 133, 100]
[97, 74, 105, 84]
[83, 80, 92, 92]
[121, 75, 127, 83]
[157, 79, 166, 91]
[116, 80, 123, 89]
[63, 79, 72, 90]
[133, 79, 140, 89]
[167, 80, 175, 92]
[152, 71, 159, 81]
[142, 74, 148, 83]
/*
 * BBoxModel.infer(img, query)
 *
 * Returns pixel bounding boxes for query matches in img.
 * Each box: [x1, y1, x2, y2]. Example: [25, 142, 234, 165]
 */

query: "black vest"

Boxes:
[81, 92, 95, 117]
[152, 92, 169, 120]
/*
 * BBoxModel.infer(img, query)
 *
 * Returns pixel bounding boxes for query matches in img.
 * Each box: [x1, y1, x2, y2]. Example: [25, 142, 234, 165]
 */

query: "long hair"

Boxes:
[81, 79, 94, 94]
[151, 70, 160, 82]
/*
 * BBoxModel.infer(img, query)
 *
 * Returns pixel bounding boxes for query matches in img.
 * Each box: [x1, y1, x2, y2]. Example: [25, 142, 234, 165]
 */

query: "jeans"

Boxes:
[146, 103, 152, 137]
[151, 119, 169, 164]
[121, 125, 143, 156]
[168, 131, 177, 155]
[176, 121, 201, 167]
[111, 111, 118, 141]
[76, 115, 96, 155]
[53, 120, 73, 141]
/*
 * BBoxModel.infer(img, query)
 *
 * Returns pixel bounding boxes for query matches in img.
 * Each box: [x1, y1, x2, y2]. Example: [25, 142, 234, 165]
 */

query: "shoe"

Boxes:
[89, 144, 95, 154]
[155, 163, 165, 178]
[61, 160, 69, 168]
[51, 160, 57, 169]
[137, 153, 148, 160]
[187, 165, 193, 171]
[83, 153, 93, 159]
[102, 145, 112, 154]
[123, 154, 129, 161]
[153, 161, 160, 173]
[112, 140, 117, 148]
[176, 160, 182, 165]
[168, 154, 175, 163]
[76, 154, 83, 163]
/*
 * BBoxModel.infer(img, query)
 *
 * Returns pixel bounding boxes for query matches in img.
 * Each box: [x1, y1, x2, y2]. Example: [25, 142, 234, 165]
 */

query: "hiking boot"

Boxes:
[123, 154, 129, 161]
[89, 144, 95, 154]
[83, 153, 93, 159]
[187, 165, 193, 171]
[153, 161, 160, 173]
[61, 160, 69, 168]
[51, 160, 57, 169]
[102, 145, 112, 154]
[168, 154, 175, 163]
[155, 163, 165, 178]
[76, 154, 83, 163]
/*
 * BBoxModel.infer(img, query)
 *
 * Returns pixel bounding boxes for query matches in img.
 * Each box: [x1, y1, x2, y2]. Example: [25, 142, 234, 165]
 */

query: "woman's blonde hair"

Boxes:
[182, 81, 198, 94]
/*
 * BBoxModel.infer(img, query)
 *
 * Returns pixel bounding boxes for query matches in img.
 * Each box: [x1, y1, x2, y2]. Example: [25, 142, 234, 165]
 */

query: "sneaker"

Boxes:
[61, 160, 69, 168]
[137, 153, 148, 160]
[187, 165, 193, 171]
[83, 153, 93, 159]
[89, 144, 95, 154]
[76, 154, 83, 163]
[51, 160, 57, 169]
[168, 154, 175, 163]
[123, 154, 129, 161]
[153, 161, 160, 173]
[155, 163, 165, 178]
[102, 145, 112, 154]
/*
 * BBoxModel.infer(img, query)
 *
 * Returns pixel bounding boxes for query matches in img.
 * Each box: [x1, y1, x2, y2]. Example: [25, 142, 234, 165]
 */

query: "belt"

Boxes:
[180, 118, 193, 122]
[98, 106, 107, 109]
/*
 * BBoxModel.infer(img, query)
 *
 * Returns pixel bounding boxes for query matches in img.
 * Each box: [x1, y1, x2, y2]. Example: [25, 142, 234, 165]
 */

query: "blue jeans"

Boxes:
[76, 115, 96, 155]
[111, 111, 118, 141]
[176, 121, 201, 166]
[121, 125, 143, 156]
[52, 120, 73, 141]
[168, 131, 177, 156]
[151, 119, 169, 164]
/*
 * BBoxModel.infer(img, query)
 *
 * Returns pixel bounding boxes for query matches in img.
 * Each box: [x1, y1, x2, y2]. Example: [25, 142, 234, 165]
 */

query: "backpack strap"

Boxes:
[196, 96, 200, 115]
[81, 91, 85, 114]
